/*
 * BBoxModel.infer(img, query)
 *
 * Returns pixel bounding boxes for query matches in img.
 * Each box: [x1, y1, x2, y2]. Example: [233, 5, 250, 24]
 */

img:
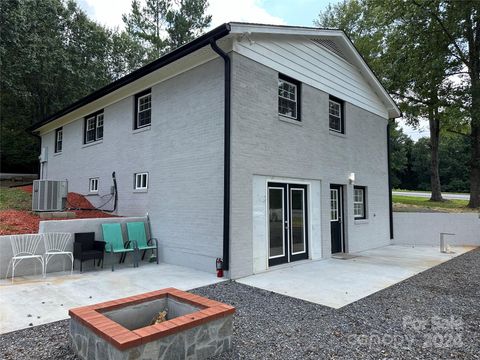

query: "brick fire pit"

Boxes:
[69, 288, 235, 360]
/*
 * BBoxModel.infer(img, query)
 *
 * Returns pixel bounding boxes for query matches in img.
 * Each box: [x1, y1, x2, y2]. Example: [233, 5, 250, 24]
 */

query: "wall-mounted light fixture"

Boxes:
[348, 172, 355, 184]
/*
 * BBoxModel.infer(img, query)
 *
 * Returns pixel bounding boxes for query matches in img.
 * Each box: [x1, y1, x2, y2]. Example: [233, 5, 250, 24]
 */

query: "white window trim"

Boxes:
[89, 177, 99, 193]
[330, 189, 339, 221]
[96, 114, 104, 140]
[278, 79, 298, 120]
[85, 116, 97, 144]
[136, 94, 152, 129]
[55, 128, 63, 153]
[85, 113, 104, 144]
[134, 172, 149, 191]
[353, 187, 366, 219]
[329, 99, 343, 133]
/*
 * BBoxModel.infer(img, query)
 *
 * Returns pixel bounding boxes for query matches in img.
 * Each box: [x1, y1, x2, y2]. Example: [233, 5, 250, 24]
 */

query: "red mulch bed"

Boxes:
[0, 186, 116, 235]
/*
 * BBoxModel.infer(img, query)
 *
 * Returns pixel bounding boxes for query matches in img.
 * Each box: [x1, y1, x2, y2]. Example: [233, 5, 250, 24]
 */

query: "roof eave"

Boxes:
[28, 22, 231, 134]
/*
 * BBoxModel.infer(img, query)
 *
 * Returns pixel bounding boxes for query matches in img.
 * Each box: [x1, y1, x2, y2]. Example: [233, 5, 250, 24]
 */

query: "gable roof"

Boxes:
[29, 22, 400, 133]
[228, 23, 400, 119]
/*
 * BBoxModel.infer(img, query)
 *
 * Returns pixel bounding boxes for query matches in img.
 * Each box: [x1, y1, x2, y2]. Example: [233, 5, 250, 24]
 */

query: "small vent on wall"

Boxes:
[311, 38, 349, 63]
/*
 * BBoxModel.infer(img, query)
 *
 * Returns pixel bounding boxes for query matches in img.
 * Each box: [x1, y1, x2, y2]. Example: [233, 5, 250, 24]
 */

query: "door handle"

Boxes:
[285, 221, 289, 230]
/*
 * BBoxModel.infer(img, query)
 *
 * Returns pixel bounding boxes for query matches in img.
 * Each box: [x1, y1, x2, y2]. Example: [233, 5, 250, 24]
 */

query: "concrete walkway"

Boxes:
[0, 263, 223, 334]
[237, 245, 476, 309]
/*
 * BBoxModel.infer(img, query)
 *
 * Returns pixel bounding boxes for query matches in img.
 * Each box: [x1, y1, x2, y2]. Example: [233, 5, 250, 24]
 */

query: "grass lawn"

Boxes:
[393, 188, 469, 195]
[392, 194, 474, 212]
[0, 187, 31, 211]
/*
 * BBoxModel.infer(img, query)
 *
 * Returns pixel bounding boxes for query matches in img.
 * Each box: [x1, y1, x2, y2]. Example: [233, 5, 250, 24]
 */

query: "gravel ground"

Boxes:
[1, 248, 479, 359]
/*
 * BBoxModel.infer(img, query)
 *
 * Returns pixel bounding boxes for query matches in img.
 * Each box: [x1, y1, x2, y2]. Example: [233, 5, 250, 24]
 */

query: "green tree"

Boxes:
[0, 0, 117, 172]
[408, 0, 480, 207]
[122, 0, 211, 62]
[389, 120, 412, 188]
[408, 135, 471, 193]
[316, 0, 464, 203]
[410, 138, 431, 190]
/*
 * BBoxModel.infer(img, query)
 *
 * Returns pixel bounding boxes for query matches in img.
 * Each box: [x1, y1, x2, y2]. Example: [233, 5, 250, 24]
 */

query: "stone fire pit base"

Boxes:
[69, 288, 234, 360]
[70, 315, 232, 360]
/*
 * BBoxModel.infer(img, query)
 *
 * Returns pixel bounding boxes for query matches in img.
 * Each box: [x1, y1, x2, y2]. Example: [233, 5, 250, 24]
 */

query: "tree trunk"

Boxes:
[470, 123, 480, 208]
[429, 107, 443, 201]
[468, 79, 480, 208]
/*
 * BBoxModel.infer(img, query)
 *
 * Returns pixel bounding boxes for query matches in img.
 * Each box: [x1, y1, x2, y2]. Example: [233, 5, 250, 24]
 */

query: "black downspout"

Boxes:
[210, 39, 231, 271]
[387, 121, 394, 239]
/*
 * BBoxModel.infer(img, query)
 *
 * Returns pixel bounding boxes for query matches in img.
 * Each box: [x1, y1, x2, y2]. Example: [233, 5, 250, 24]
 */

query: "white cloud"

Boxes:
[208, 0, 286, 27]
[79, 0, 285, 30]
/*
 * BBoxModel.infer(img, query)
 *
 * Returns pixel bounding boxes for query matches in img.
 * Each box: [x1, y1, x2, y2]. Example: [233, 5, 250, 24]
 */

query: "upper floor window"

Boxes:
[354, 186, 367, 219]
[278, 74, 301, 121]
[55, 128, 63, 153]
[134, 172, 149, 191]
[135, 89, 152, 129]
[89, 177, 99, 193]
[84, 111, 104, 143]
[329, 96, 344, 133]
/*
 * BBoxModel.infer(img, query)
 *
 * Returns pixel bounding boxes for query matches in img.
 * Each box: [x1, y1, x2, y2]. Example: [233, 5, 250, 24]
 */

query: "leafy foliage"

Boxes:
[122, 0, 211, 61]
[0, 0, 211, 173]
[392, 133, 471, 193]
[316, 0, 479, 206]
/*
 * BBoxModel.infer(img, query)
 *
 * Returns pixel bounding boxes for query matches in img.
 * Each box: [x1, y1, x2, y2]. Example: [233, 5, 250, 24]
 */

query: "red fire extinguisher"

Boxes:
[216, 258, 224, 278]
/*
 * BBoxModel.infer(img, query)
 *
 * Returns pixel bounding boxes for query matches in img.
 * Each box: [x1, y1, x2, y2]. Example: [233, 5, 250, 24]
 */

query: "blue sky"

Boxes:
[77, 0, 338, 29]
[261, 0, 336, 26]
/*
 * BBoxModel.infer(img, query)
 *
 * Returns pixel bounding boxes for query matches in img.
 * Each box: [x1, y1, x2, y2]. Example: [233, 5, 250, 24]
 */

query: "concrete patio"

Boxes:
[0, 262, 223, 334]
[238, 244, 476, 309]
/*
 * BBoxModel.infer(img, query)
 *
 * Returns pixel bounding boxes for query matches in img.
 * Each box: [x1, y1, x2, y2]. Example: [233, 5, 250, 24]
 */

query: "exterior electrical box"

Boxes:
[32, 180, 68, 212]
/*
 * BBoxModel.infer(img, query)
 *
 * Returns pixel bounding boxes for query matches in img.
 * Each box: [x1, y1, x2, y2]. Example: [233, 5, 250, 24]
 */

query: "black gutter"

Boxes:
[387, 121, 394, 239]
[28, 23, 231, 133]
[209, 38, 231, 271]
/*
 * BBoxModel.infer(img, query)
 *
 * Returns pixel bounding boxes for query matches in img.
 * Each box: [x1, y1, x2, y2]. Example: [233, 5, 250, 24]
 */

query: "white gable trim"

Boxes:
[230, 23, 401, 118]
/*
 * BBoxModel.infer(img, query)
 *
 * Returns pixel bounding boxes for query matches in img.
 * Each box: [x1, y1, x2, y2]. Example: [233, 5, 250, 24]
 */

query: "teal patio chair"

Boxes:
[126, 222, 159, 265]
[101, 223, 138, 271]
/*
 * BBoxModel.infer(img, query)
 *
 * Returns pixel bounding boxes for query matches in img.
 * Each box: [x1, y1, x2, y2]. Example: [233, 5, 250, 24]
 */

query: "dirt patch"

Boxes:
[0, 187, 116, 235]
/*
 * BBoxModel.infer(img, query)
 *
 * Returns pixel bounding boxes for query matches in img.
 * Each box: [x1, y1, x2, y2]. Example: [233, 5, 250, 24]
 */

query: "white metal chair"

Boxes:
[7, 234, 45, 283]
[43, 232, 73, 275]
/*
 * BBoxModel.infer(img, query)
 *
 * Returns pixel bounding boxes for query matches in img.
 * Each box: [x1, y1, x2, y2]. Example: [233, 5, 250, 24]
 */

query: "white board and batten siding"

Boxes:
[233, 35, 390, 119]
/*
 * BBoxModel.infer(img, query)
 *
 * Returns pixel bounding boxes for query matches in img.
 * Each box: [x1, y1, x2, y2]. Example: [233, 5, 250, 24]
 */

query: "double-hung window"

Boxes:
[135, 90, 152, 129]
[55, 128, 63, 153]
[353, 186, 367, 219]
[278, 74, 301, 120]
[329, 96, 344, 133]
[89, 178, 99, 193]
[84, 111, 104, 143]
[134, 172, 149, 190]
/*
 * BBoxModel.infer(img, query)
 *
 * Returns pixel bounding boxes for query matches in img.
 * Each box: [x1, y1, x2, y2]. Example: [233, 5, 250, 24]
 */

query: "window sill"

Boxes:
[53, 152, 62, 156]
[329, 130, 346, 138]
[82, 140, 103, 148]
[133, 189, 148, 193]
[133, 125, 151, 134]
[86, 192, 98, 196]
[354, 219, 369, 224]
[278, 115, 302, 126]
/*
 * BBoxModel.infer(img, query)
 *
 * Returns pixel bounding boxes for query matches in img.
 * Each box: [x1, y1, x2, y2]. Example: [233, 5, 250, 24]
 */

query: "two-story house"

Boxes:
[29, 23, 401, 279]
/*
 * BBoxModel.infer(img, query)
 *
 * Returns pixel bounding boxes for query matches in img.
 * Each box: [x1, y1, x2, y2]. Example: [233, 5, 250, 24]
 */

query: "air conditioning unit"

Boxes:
[32, 180, 68, 212]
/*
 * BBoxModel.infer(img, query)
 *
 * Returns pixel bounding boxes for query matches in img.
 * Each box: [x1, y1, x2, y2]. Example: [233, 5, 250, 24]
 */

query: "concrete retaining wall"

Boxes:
[0, 216, 147, 279]
[393, 212, 480, 246]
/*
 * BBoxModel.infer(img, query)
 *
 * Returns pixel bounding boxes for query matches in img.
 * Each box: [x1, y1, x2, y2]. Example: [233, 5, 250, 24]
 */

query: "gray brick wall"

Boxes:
[41, 58, 225, 273]
[41, 52, 391, 279]
[229, 53, 391, 278]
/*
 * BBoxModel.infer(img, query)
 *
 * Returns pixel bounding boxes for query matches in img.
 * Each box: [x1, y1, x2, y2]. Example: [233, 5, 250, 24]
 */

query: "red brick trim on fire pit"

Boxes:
[68, 288, 235, 350]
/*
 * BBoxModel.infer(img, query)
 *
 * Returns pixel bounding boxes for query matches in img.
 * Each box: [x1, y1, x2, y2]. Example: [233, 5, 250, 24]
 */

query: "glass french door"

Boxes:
[268, 183, 308, 266]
